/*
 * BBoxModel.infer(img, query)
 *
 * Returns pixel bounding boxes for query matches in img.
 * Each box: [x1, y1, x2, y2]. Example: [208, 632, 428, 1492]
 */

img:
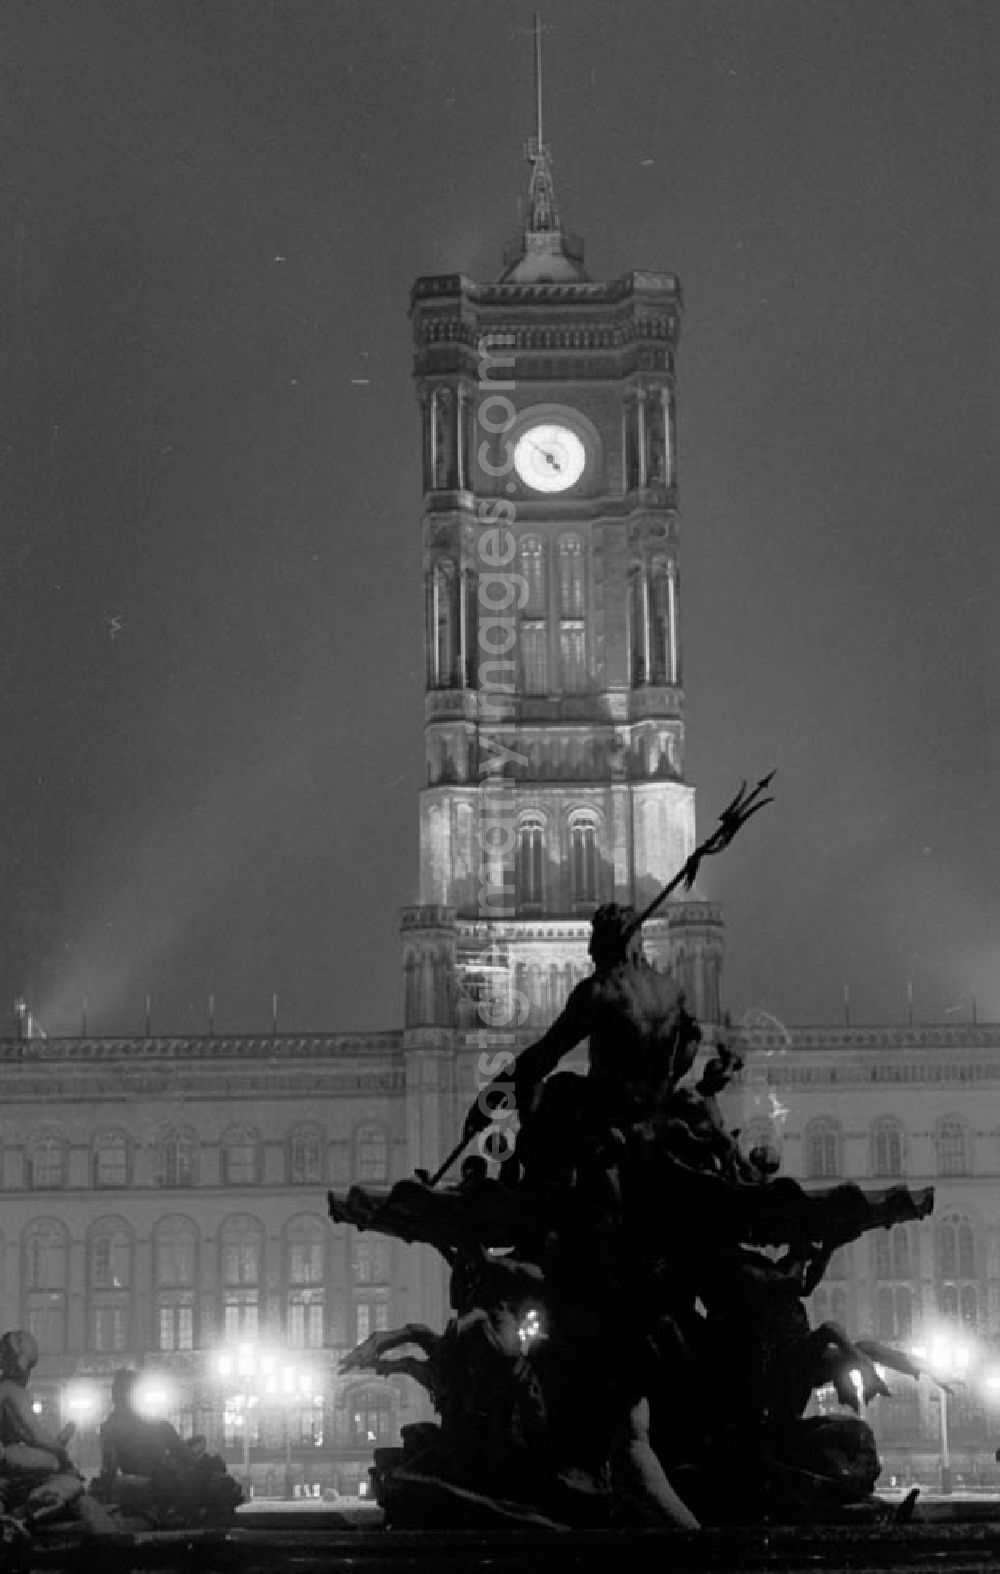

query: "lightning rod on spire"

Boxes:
[534, 12, 543, 152]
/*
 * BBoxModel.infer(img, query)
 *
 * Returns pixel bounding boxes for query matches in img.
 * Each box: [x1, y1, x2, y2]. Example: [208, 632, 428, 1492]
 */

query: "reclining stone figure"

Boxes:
[91, 1369, 241, 1528]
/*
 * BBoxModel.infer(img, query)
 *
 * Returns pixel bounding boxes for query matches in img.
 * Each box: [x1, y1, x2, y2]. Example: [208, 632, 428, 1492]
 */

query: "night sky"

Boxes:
[1, 0, 996, 1039]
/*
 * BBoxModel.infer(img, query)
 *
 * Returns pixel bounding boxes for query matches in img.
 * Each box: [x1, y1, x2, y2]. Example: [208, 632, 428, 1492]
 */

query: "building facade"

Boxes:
[3, 120, 998, 1499]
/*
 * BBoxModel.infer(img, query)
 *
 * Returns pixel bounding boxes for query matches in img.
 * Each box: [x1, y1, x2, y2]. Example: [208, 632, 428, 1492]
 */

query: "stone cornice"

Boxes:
[730, 1024, 1000, 1053]
[410, 270, 682, 311]
[0, 1032, 402, 1064]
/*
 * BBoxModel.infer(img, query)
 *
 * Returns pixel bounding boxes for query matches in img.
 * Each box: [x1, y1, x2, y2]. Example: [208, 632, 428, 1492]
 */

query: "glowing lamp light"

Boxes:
[216, 1354, 232, 1379]
[63, 1381, 100, 1421]
[982, 1366, 1000, 1397]
[31, 1400, 43, 1415]
[134, 1378, 174, 1419]
[518, 1307, 545, 1351]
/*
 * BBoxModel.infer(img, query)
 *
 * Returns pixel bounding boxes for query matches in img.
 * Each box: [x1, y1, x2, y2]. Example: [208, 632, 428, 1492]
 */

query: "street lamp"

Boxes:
[212, 1342, 320, 1500]
[912, 1330, 973, 1494]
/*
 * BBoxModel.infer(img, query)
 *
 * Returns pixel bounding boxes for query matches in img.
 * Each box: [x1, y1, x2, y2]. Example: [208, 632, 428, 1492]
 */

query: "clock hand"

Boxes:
[527, 438, 563, 471]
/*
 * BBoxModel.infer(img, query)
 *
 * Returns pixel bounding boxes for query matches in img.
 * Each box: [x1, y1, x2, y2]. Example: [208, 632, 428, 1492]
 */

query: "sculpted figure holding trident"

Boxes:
[457, 773, 777, 1181]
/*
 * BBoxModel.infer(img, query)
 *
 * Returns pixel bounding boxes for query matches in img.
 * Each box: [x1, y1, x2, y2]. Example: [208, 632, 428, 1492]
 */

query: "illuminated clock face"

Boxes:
[513, 423, 586, 493]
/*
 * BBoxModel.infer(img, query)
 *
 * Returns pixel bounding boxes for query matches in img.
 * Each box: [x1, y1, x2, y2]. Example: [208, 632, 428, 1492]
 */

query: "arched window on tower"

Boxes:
[569, 814, 599, 907]
[461, 570, 478, 688]
[519, 537, 547, 695]
[628, 564, 648, 688]
[516, 816, 545, 908]
[558, 536, 586, 692]
[429, 560, 456, 689]
[649, 557, 676, 686]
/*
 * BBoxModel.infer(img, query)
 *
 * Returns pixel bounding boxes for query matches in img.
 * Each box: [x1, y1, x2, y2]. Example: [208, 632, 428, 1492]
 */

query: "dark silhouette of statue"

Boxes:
[329, 777, 937, 1530]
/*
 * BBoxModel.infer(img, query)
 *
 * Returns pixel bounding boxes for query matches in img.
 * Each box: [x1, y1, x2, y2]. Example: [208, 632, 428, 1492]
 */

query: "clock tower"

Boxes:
[400, 62, 724, 1198]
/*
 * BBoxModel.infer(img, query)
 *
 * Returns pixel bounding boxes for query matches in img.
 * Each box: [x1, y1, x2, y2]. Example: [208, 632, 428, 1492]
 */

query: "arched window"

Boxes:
[348, 1387, 394, 1448]
[936, 1118, 969, 1177]
[872, 1225, 918, 1342]
[520, 537, 546, 616]
[519, 537, 547, 694]
[628, 564, 647, 688]
[876, 1285, 914, 1342]
[26, 1131, 65, 1190]
[811, 1284, 848, 1328]
[558, 535, 585, 617]
[22, 1218, 68, 1354]
[88, 1217, 133, 1354]
[354, 1125, 389, 1184]
[353, 1235, 392, 1285]
[649, 556, 674, 685]
[431, 559, 456, 688]
[220, 1215, 263, 1339]
[154, 1127, 198, 1188]
[558, 536, 586, 692]
[286, 1215, 326, 1350]
[569, 814, 599, 905]
[873, 1224, 912, 1280]
[871, 1118, 904, 1178]
[938, 1213, 978, 1330]
[153, 1215, 198, 1352]
[516, 816, 545, 907]
[221, 1125, 261, 1186]
[288, 1125, 324, 1185]
[93, 1128, 130, 1189]
[805, 1118, 841, 1180]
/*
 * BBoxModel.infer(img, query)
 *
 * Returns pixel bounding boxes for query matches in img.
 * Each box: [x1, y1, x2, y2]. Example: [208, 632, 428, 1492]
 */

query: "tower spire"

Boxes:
[498, 13, 586, 283]
[535, 11, 543, 153]
[525, 13, 559, 234]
